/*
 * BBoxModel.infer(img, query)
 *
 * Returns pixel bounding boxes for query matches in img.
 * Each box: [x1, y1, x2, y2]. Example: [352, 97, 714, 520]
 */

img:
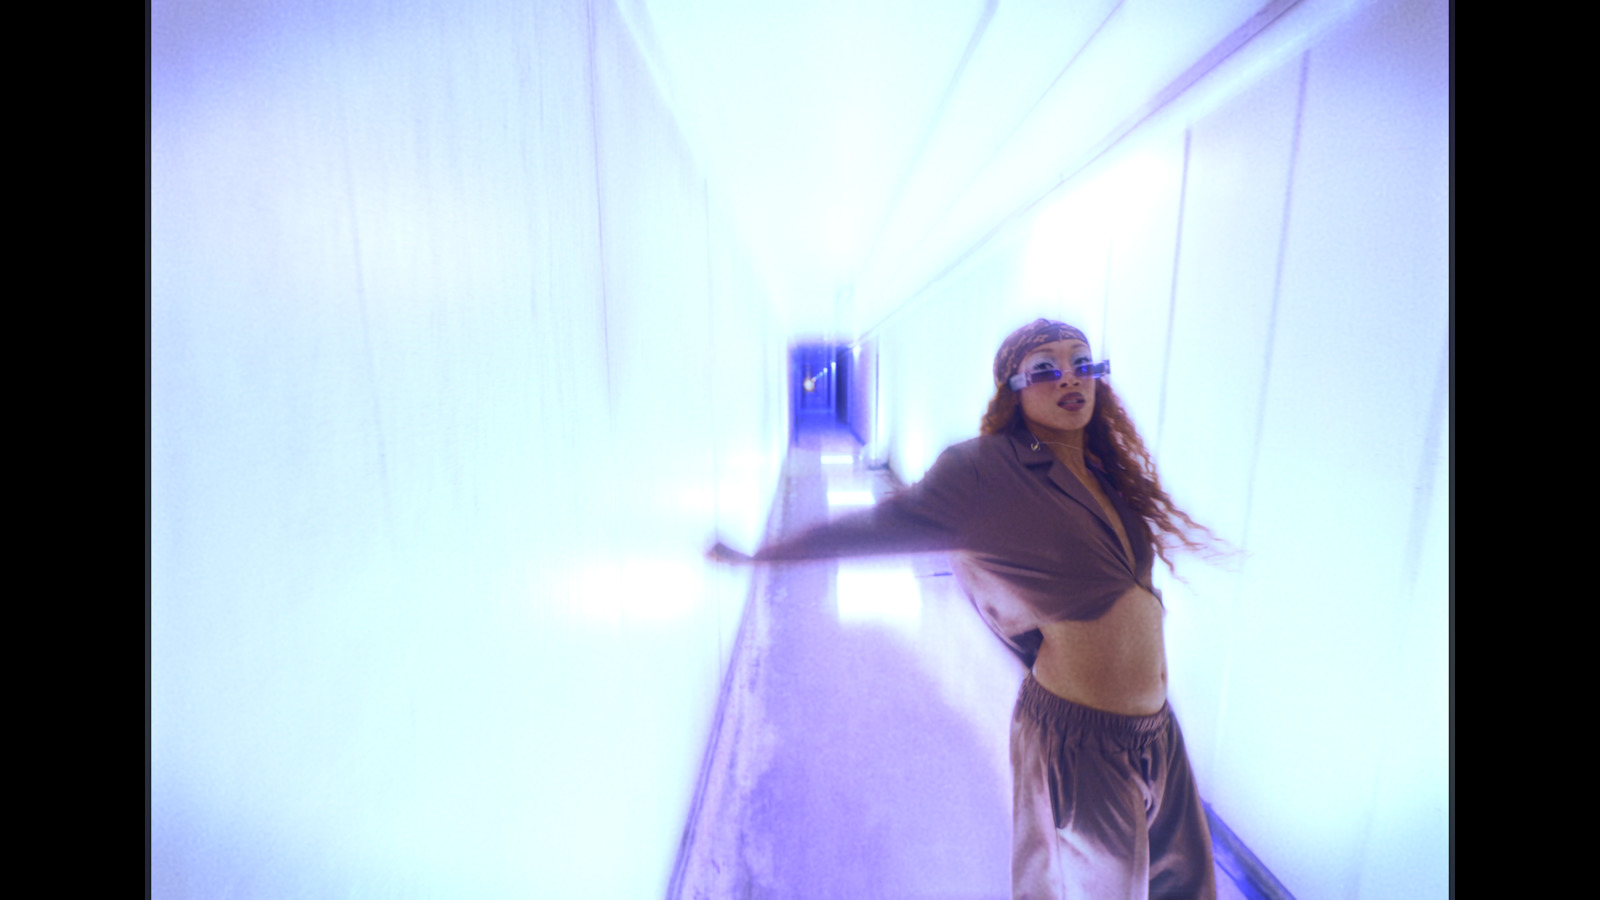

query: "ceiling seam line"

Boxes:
[861, 0, 1307, 342]
[851, 0, 998, 295]
[854, 0, 1126, 324]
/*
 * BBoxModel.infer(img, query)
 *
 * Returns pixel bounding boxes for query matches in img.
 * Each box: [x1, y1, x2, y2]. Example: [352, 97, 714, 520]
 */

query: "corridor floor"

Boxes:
[674, 419, 1248, 900]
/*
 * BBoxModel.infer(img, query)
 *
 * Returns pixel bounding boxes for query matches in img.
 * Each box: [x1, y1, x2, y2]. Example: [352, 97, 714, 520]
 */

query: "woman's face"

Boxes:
[1015, 339, 1096, 434]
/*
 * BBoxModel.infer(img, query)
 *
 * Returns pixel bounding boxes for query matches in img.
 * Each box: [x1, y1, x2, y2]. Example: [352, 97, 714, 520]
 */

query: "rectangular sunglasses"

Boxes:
[1007, 360, 1111, 392]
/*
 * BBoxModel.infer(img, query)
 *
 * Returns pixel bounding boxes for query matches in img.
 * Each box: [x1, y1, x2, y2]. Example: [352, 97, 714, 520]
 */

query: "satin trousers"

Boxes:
[1010, 672, 1216, 900]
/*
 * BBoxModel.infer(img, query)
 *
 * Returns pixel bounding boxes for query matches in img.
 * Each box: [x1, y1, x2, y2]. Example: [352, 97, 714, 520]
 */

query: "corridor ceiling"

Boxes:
[616, 0, 1353, 338]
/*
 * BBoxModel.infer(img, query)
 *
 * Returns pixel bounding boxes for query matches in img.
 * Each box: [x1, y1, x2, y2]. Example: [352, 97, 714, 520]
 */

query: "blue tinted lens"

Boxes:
[1008, 369, 1061, 390]
[1009, 360, 1109, 390]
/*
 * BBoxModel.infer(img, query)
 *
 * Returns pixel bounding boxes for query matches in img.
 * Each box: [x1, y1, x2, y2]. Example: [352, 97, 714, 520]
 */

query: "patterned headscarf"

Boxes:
[992, 319, 1090, 388]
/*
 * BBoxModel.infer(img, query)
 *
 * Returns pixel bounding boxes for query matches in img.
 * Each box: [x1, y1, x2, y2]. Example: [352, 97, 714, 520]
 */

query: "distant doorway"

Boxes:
[791, 343, 845, 441]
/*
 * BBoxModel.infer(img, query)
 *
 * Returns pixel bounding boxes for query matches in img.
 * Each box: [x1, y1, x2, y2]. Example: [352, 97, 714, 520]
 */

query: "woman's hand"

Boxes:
[706, 541, 754, 565]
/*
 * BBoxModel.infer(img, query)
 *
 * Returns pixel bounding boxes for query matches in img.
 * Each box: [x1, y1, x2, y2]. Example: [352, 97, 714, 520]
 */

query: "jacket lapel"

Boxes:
[1008, 429, 1118, 535]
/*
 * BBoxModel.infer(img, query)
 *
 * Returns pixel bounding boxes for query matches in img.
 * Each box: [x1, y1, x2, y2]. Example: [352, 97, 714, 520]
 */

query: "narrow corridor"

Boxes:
[152, 1, 1448, 895]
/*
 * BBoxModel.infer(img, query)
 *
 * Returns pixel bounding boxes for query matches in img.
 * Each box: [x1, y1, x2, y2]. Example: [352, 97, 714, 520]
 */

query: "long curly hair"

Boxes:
[982, 320, 1223, 573]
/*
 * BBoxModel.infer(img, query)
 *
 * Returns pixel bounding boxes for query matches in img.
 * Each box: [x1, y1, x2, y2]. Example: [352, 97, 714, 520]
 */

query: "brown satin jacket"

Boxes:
[756, 424, 1160, 667]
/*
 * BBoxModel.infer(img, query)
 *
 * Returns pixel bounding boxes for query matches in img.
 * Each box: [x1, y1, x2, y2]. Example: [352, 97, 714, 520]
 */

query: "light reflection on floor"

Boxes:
[826, 489, 879, 508]
[835, 559, 923, 631]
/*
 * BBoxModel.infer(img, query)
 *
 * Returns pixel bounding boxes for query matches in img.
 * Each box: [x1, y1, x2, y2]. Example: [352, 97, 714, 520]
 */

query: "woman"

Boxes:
[715, 319, 1220, 899]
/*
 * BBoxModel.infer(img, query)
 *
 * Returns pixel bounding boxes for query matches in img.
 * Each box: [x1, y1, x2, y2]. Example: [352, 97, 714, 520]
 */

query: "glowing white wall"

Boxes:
[873, 2, 1447, 898]
[150, 1, 786, 897]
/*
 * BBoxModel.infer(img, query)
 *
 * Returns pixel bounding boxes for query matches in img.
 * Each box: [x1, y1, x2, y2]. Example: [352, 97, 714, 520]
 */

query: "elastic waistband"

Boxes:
[1017, 670, 1171, 739]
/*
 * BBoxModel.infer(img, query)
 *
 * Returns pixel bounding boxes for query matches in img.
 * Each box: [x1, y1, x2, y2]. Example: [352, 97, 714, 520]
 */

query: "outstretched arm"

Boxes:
[707, 442, 979, 564]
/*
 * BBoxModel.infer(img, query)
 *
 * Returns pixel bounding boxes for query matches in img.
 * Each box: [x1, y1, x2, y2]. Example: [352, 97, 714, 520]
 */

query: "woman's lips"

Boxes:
[1058, 392, 1086, 411]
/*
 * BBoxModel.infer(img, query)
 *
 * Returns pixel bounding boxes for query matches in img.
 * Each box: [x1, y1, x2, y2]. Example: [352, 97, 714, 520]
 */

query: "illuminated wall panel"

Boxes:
[150, 1, 785, 897]
[1204, 2, 1449, 897]
[1149, 50, 1305, 796]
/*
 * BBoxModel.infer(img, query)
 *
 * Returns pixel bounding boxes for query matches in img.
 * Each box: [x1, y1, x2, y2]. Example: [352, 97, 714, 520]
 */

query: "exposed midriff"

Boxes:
[1031, 584, 1167, 716]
